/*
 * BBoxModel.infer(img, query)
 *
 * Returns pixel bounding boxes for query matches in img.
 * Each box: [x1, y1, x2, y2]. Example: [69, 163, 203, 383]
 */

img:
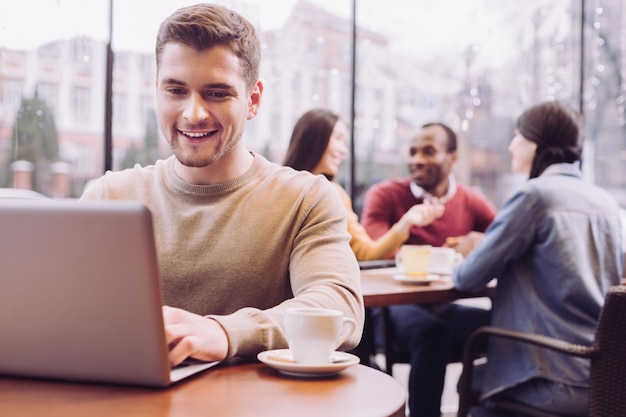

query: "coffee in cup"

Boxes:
[395, 245, 432, 277]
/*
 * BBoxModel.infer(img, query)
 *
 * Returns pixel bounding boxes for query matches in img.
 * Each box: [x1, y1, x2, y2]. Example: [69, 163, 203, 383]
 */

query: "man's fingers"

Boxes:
[168, 335, 196, 367]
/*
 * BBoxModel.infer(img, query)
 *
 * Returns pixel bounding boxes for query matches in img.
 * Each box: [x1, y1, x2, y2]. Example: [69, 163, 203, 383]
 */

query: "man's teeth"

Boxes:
[184, 131, 209, 138]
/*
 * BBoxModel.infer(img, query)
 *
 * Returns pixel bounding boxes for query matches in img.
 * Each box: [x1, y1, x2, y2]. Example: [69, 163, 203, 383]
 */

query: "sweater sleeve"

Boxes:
[211, 175, 365, 358]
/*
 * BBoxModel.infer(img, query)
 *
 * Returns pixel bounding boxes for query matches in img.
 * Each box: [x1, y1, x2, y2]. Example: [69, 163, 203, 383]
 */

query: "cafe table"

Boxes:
[360, 266, 496, 307]
[0, 359, 406, 417]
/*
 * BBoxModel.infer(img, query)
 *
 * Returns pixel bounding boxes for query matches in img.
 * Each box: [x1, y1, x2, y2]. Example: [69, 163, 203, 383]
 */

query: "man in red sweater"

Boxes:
[361, 122, 496, 417]
[362, 122, 496, 256]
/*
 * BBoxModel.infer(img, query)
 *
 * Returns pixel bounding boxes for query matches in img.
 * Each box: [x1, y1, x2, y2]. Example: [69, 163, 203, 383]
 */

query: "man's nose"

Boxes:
[409, 151, 426, 165]
[183, 93, 209, 122]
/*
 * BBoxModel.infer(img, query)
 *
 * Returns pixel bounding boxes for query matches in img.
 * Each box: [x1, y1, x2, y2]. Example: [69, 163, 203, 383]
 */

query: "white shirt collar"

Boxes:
[410, 174, 457, 204]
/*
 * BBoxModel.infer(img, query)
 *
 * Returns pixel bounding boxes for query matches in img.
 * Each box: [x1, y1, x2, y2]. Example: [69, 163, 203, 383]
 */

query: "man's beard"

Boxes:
[171, 131, 242, 168]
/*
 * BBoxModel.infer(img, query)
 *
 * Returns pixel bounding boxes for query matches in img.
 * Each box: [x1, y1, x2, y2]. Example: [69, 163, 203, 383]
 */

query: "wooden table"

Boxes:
[0, 360, 406, 417]
[360, 267, 496, 307]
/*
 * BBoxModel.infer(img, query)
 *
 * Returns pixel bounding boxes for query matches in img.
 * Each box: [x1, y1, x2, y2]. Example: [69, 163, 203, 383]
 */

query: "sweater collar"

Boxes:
[410, 174, 457, 204]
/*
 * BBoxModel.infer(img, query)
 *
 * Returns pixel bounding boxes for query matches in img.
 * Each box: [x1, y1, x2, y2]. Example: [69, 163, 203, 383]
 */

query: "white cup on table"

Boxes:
[429, 247, 463, 275]
[284, 307, 356, 364]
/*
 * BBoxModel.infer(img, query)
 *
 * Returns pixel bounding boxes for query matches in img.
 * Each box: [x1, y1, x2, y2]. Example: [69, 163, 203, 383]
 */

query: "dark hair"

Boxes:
[421, 122, 457, 153]
[516, 101, 582, 178]
[283, 109, 340, 179]
[155, 3, 261, 91]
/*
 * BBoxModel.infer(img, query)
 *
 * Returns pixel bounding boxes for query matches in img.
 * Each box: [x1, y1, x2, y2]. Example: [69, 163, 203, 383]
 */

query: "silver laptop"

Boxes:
[0, 199, 218, 387]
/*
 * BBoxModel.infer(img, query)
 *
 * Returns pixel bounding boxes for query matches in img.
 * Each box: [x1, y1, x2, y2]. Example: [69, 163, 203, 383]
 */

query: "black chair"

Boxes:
[457, 285, 626, 417]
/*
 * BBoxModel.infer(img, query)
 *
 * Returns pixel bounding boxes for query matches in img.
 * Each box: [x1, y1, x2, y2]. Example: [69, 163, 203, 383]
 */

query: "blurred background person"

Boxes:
[283, 108, 444, 261]
[361, 122, 496, 257]
[454, 101, 623, 416]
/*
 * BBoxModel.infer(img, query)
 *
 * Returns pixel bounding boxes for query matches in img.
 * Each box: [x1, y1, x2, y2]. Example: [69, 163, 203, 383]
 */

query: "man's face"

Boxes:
[408, 125, 457, 193]
[156, 43, 261, 169]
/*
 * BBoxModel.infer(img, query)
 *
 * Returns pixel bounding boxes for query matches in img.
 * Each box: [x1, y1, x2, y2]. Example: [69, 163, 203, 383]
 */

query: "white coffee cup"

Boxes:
[429, 247, 463, 275]
[395, 245, 432, 277]
[284, 307, 356, 364]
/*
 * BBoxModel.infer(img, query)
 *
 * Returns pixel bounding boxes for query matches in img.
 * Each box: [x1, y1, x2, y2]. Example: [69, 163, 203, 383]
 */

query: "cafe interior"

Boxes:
[1, 0, 626, 416]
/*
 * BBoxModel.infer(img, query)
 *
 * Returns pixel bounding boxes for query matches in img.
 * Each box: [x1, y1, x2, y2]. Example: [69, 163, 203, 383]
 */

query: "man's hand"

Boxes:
[163, 306, 229, 367]
[443, 231, 484, 257]
[396, 199, 445, 235]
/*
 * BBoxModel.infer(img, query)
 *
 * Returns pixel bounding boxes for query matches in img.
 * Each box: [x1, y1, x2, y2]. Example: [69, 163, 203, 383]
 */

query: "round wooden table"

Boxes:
[0, 360, 406, 417]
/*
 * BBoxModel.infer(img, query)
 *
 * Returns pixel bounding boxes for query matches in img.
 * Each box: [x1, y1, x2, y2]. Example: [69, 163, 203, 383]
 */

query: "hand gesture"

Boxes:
[443, 231, 484, 257]
[396, 199, 445, 235]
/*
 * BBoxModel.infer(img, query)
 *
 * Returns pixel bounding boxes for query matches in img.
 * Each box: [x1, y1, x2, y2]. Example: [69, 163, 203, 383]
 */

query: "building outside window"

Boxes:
[0, 0, 624, 209]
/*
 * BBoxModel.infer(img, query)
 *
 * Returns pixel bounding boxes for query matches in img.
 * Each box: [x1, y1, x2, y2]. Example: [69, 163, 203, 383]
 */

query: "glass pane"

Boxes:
[354, 0, 584, 212]
[0, 0, 109, 197]
[583, 0, 626, 207]
[1, 0, 625, 210]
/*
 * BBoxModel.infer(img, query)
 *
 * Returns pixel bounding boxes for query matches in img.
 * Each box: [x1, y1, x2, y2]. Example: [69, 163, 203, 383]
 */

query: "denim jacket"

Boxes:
[453, 163, 623, 398]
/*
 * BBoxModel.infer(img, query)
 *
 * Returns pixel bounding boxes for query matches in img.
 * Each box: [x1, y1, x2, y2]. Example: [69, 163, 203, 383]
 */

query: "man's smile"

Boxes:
[178, 129, 218, 140]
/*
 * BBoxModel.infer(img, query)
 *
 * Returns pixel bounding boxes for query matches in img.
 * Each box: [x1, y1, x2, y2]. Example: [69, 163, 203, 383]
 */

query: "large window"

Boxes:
[1, 0, 625, 208]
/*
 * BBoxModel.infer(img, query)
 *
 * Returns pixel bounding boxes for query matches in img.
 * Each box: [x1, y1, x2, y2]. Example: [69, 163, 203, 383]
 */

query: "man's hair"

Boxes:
[283, 109, 340, 180]
[421, 122, 457, 153]
[155, 3, 261, 91]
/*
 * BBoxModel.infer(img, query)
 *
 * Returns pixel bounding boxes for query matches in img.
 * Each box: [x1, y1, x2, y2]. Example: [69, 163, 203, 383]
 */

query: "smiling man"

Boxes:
[360, 122, 496, 417]
[81, 3, 364, 367]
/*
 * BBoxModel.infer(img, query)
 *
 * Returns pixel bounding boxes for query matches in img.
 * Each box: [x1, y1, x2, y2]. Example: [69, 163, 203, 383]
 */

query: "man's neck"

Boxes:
[174, 148, 254, 185]
[429, 181, 449, 199]
[410, 175, 456, 203]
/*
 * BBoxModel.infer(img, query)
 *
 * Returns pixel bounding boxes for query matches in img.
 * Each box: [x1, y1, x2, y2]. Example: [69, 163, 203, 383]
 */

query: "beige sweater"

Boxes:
[81, 153, 364, 359]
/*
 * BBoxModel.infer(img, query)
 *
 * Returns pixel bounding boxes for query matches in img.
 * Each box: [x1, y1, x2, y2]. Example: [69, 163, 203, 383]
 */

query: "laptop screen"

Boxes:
[0, 199, 215, 386]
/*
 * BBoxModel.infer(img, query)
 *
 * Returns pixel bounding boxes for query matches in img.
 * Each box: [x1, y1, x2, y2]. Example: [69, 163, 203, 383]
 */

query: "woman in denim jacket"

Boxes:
[453, 101, 623, 416]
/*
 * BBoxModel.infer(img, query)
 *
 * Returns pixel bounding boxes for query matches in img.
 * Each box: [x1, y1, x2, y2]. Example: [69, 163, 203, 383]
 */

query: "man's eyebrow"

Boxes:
[160, 79, 235, 90]
[161, 78, 186, 86]
[203, 82, 235, 89]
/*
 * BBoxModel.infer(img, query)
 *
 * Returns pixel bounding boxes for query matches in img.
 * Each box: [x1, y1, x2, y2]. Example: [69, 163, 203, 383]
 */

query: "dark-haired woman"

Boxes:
[453, 101, 623, 416]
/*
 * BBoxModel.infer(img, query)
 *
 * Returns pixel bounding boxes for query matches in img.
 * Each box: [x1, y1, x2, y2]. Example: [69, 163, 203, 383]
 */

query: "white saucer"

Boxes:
[429, 267, 453, 276]
[257, 349, 360, 377]
[392, 273, 439, 285]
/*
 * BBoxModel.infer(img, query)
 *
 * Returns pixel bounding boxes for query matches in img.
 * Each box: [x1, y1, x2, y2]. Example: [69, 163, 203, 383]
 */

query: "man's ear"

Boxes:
[247, 80, 263, 120]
